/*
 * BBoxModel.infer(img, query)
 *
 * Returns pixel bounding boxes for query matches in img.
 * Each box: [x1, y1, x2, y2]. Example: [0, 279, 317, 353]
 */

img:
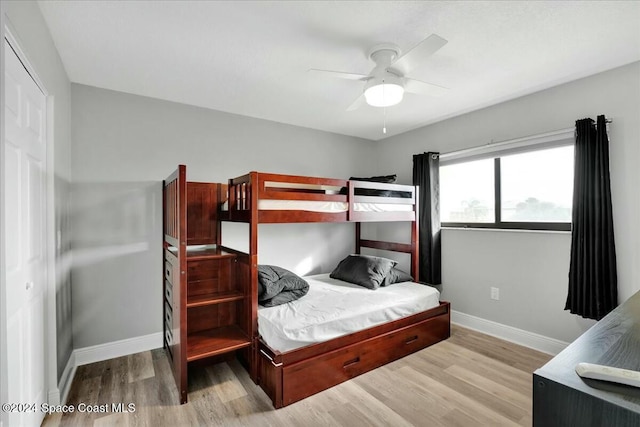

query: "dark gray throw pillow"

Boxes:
[339, 174, 398, 195]
[349, 174, 397, 183]
[382, 267, 414, 286]
[258, 265, 309, 307]
[330, 255, 397, 289]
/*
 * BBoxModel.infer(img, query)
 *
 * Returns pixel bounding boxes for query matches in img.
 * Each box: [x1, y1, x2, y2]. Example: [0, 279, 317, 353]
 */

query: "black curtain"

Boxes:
[413, 152, 441, 284]
[565, 115, 617, 320]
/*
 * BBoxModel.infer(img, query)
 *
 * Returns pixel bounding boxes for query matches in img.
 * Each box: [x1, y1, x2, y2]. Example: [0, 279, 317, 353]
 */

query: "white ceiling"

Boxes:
[38, 1, 640, 141]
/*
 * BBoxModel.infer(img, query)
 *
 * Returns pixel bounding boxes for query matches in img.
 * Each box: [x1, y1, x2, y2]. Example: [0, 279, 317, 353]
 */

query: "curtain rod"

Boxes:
[440, 127, 572, 160]
[440, 118, 613, 160]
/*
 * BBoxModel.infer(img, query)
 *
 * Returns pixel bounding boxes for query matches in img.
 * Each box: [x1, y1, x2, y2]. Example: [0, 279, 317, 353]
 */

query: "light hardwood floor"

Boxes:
[43, 325, 552, 426]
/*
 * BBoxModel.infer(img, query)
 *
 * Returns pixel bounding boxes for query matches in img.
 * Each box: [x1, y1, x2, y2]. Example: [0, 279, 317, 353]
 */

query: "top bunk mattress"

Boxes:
[222, 200, 413, 213]
[258, 273, 440, 352]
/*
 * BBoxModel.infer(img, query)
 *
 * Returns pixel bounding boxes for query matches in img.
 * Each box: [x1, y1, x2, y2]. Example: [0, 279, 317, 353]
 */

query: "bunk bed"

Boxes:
[220, 171, 451, 408]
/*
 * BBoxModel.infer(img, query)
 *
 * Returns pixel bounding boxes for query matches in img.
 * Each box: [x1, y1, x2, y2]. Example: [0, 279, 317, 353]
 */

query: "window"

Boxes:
[441, 158, 494, 223]
[441, 145, 574, 230]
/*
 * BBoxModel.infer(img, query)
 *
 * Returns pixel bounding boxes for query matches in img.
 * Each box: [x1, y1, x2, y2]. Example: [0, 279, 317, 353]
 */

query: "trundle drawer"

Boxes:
[282, 314, 449, 405]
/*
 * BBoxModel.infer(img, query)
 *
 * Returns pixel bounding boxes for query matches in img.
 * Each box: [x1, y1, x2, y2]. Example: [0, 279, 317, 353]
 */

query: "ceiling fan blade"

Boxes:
[392, 34, 448, 75]
[308, 69, 369, 81]
[404, 78, 449, 97]
[346, 94, 366, 111]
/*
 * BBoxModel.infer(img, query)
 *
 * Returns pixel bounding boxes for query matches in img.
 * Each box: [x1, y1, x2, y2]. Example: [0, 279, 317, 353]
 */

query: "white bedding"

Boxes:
[258, 274, 440, 352]
[222, 200, 413, 213]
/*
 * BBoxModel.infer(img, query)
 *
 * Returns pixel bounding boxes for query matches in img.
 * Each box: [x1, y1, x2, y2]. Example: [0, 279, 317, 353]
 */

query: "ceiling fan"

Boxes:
[309, 34, 449, 111]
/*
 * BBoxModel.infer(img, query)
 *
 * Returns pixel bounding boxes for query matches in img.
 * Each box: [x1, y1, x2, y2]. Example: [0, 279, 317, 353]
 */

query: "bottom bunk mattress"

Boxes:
[258, 273, 441, 352]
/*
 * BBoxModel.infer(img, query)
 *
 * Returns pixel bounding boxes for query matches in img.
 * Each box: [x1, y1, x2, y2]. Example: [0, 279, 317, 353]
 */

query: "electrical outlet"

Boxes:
[490, 287, 500, 301]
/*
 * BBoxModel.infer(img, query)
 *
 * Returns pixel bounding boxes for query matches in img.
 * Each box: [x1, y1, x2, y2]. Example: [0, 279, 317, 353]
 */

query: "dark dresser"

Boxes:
[533, 290, 640, 426]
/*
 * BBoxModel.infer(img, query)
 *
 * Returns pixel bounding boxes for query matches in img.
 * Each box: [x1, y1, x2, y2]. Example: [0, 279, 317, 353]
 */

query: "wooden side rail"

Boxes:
[257, 172, 348, 189]
[352, 180, 416, 203]
[359, 239, 414, 253]
[222, 171, 418, 224]
[257, 172, 347, 202]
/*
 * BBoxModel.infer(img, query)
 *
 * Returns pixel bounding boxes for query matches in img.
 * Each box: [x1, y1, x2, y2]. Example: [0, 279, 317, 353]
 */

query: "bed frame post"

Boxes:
[216, 184, 223, 245]
[227, 178, 234, 221]
[411, 186, 420, 281]
[249, 172, 260, 382]
[355, 222, 361, 254]
[347, 180, 354, 221]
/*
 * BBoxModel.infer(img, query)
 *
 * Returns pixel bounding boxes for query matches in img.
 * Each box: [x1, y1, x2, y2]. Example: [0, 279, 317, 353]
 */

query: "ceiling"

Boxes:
[38, 1, 640, 141]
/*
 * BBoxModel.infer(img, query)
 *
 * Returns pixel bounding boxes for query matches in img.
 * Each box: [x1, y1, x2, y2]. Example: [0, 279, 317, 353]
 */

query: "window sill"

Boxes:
[441, 226, 571, 235]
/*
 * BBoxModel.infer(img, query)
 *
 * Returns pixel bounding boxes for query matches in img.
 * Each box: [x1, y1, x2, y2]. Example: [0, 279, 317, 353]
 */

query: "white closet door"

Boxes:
[4, 38, 47, 427]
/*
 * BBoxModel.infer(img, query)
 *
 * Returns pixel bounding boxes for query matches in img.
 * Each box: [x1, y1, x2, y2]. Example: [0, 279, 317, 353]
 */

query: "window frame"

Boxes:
[441, 149, 573, 232]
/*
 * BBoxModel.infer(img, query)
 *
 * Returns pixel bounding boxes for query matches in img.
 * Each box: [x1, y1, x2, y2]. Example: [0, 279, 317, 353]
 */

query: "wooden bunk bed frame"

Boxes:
[220, 171, 451, 408]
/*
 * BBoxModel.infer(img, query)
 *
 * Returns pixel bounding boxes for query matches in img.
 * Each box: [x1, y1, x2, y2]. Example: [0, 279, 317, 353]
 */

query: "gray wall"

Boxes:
[2, 0, 73, 386]
[375, 62, 640, 343]
[70, 84, 377, 348]
[71, 63, 639, 350]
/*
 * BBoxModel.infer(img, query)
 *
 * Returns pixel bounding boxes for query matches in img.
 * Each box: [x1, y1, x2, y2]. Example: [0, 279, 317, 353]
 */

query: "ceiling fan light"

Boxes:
[364, 83, 404, 107]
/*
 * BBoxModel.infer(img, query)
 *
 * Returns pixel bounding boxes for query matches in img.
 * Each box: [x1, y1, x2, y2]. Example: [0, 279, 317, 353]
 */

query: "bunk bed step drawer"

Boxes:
[281, 314, 449, 406]
[165, 263, 173, 283]
[165, 326, 173, 347]
[165, 280, 173, 305]
[164, 300, 173, 345]
[165, 301, 173, 327]
[165, 251, 178, 293]
[165, 335, 173, 361]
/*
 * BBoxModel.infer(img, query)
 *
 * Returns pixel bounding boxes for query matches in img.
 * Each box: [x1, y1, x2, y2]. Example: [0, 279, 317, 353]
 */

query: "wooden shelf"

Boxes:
[187, 291, 244, 308]
[186, 325, 251, 362]
[186, 247, 236, 261]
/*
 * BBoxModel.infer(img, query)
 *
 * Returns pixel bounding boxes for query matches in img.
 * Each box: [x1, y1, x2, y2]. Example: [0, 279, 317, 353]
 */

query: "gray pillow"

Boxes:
[382, 267, 414, 286]
[330, 255, 397, 289]
[258, 265, 309, 307]
[349, 174, 397, 183]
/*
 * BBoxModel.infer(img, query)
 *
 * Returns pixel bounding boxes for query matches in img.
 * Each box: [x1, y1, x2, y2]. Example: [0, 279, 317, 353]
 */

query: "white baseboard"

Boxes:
[47, 388, 60, 406]
[55, 332, 162, 405]
[48, 352, 76, 405]
[451, 310, 569, 355]
[57, 351, 77, 405]
[74, 332, 163, 367]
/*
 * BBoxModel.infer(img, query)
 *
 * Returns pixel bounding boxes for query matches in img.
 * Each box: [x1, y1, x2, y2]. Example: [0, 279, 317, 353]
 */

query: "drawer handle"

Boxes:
[405, 335, 418, 345]
[166, 268, 171, 278]
[343, 357, 360, 368]
[260, 349, 283, 367]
